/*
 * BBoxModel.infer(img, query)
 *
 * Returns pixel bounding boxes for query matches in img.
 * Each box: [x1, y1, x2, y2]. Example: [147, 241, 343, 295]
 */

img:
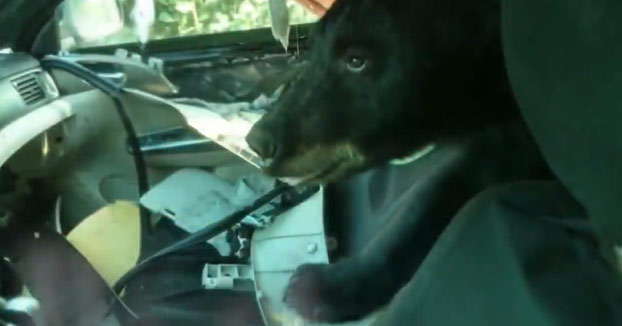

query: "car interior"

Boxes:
[2, 0, 622, 326]
[0, 1, 395, 325]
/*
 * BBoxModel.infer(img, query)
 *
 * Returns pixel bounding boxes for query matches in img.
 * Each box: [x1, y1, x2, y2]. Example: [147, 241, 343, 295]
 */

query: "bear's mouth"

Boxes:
[298, 159, 345, 184]
[260, 143, 366, 184]
[261, 142, 437, 185]
[265, 158, 345, 185]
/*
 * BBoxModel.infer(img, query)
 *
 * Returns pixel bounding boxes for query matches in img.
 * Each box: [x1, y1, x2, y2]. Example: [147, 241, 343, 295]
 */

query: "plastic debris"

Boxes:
[270, 0, 291, 51]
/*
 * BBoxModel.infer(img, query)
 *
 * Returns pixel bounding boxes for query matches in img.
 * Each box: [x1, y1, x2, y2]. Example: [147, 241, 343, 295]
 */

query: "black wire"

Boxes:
[104, 184, 290, 323]
[41, 57, 293, 322]
[112, 184, 290, 294]
[111, 97, 151, 230]
[0, 309, 36, 326]
[40, 58, 121, 97]
[40, 57, 151, 233]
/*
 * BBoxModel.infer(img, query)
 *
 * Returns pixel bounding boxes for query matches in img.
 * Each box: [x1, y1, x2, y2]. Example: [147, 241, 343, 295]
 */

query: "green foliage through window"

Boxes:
[59, 0, 318, 50]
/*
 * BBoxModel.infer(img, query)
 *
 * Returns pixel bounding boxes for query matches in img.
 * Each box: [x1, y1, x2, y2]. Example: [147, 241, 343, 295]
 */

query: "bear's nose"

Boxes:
[246, 125, 278, 160]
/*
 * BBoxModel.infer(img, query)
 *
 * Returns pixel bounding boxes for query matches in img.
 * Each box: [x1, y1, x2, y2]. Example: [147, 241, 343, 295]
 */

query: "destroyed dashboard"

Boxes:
[0, 51, 331, 326]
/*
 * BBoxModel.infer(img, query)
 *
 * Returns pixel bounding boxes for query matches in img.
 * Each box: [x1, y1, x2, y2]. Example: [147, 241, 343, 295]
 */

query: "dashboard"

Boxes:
[0, 53, 77, 172]
[0, 51, 335, 326]
[0, 51, 192, 173]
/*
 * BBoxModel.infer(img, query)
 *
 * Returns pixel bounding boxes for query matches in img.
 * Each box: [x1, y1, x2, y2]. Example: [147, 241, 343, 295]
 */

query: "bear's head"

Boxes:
[247, 0, 515, 183]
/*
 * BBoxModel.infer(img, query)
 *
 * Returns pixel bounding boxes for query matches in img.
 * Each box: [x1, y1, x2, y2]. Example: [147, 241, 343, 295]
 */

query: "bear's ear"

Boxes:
[316, 0, 425, 38]
[315, 0, 349, 33]
[375, 0, 410, 11]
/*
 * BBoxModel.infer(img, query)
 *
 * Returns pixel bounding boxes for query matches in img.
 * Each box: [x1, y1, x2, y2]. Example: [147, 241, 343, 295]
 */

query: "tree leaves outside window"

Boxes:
[59, 0, 318, 50]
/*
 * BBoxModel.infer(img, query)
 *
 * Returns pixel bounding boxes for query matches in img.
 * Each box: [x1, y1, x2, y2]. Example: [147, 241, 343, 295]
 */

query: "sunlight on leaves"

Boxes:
[59, 0, 318, 50]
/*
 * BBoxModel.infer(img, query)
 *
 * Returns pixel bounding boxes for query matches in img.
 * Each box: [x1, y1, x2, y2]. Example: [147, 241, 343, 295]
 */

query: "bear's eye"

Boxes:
[346, 56, 367, 73]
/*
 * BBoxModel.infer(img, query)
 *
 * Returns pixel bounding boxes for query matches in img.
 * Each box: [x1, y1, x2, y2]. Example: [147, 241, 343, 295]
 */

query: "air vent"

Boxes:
[11, 73, 45, 106]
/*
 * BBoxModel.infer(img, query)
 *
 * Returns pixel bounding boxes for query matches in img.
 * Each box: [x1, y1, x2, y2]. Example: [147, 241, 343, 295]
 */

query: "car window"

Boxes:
[58, 0, 320, 51]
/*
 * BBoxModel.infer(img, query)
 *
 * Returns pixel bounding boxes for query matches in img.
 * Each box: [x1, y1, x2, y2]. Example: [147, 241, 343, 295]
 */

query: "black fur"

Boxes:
[247, 0, 516, 182]
[283, 123, 550, 322]
[247, 0, 549, 323]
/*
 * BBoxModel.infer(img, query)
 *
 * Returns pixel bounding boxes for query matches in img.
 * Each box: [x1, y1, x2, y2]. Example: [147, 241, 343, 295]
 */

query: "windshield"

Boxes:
[58, 0, 321, 51]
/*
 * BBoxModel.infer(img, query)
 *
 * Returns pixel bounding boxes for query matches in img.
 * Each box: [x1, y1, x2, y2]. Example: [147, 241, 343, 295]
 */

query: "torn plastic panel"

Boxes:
[131, 0, 155, 48]
[270, 0, 291, 51]
[123, 88, 306, 185]
[139, 168, 276, 256]
[128, 91, 283, 161]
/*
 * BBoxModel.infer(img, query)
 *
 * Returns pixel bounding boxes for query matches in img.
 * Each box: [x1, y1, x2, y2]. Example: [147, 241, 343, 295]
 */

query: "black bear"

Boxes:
[247, 0, 517, 184]
[246, 0, 547, 322]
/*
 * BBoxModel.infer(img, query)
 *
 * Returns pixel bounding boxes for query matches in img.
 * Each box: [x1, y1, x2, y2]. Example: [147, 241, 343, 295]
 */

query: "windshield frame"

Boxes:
[72, 22, 315, 61]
